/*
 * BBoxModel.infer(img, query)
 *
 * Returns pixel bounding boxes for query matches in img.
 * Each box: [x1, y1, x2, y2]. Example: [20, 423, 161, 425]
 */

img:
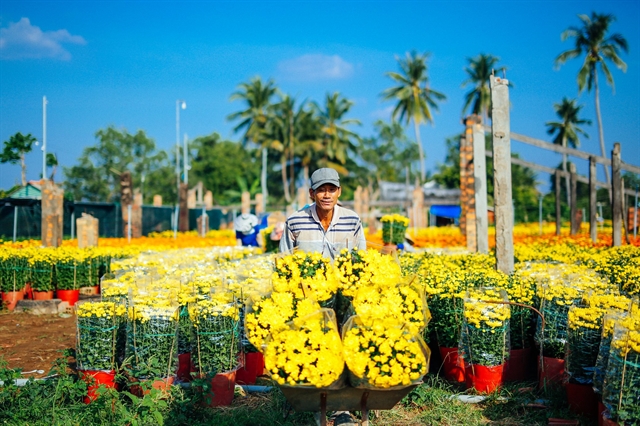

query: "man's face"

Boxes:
[310, 184, 341, 214]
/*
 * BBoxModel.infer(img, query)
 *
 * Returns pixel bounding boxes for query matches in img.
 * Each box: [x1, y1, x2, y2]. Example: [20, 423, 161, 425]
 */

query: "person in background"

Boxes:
[279, 167, 364, 426]
[280, 167, 366, 258]
[233, 212, 260, 247]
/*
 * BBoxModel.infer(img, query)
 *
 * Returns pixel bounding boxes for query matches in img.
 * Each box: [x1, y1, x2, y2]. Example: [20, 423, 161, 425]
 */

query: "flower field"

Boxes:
[1, 224, 639, 425]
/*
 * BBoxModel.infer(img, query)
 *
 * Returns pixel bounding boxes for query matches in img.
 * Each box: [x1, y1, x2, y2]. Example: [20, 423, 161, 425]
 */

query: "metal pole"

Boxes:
[183, 133, 189, 185]
[173, 205, 179, 239]
[634, 185, 638, 239]
[127, 204, 132, 243]
[42, 96, 47, 180]
[201, 205, 206, 237]
[176, 101, 181, 205]
[538, 194, 543, 235]
[71, 211, 75, 240]
[13, 206, 18, 243]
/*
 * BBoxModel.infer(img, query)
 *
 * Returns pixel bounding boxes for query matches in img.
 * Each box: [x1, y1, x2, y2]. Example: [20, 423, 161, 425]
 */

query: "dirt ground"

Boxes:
[0, 311, 76, 378]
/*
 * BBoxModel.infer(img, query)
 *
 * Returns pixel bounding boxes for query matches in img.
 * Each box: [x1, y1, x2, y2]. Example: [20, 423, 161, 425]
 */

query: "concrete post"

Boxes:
[589, 157, 597, 243]
[187, 188, 196, 209]
[354, 186, 363, 218]
[459, 133, 469, 236]
[612, 143, 622, 247]
[153, 195, 162, 207]
[178, 182, 189, 232]
[570, 163, 578, 235]
[255, 193, 264, 216]
[464, 116, 478, 252]
[297, 187, 308, 210]
[77, 213, 99, 248]
[490, 74, 514, 274]
[241, 191, 251, 215]
[555, 170, 562, 236]
[472, 120, 489, 254]
[204, 191, 213, 209]
[41, 180, 64, 247]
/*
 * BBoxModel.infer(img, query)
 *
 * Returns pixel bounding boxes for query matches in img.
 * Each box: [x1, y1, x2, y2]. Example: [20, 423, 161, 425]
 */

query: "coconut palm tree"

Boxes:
[228, 77, 278, 208]
[46, 152, 58, 182]
[555, 12, 628, 188]
[461, 54, 502, 123]
[546, 97, 592, 204]
[1, 132, 37, 186]
[381, 51, 446, 183]
[313, 92, 361, 176]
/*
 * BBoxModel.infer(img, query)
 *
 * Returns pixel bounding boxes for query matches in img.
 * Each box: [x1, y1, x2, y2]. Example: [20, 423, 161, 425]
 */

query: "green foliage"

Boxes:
[189, 133, 260, 205]
[63, 126, 174, 203]
[433, 135, 461, 189]
[192, 314, 240, 375]
[461, 53, 503, 121]
[1, 132, 37, 186]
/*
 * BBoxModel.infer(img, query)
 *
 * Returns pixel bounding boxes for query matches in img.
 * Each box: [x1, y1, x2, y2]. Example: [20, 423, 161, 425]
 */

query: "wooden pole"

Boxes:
[611, 143, 622, 247]
[472, 120, 489, 254]
[555, 170, 561, 236]
[459, 133, 469, 237]
[570, 163, 578, 235]
[589, 157, 597, 243]
[490, 74, 514, 274]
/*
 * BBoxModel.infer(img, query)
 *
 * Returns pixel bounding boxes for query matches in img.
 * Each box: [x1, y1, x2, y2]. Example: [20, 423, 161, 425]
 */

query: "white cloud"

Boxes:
[0, 17, 86, 60]
[277, 54, 354, 81]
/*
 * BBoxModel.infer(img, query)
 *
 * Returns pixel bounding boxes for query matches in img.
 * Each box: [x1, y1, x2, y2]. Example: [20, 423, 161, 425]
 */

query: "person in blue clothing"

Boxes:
[233, 212, 260, 247]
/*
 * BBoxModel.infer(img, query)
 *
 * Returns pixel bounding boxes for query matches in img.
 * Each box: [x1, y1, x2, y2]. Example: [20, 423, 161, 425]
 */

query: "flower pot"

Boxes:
[601, 411, 619, 426]
[538, 356, 565, 388]
[33, 290, 54, 300]
[56, 289, 80, 306]
[465, 363, 504, 393]
[2, 290, 24, 311]
[439, 346, 465, 382]
[503, 347, 534, 382]
[236, 352, 265, 385]
[79, 369, 117, 403]
[176, 352, 195, 382]
[130, 376, 175, 397]
[565, 381, 598, 419]
[24, 283, 33, 300]
[202, 369, 237, 407]
[598, 399, 605, 426]
[80, 286, 100, 296]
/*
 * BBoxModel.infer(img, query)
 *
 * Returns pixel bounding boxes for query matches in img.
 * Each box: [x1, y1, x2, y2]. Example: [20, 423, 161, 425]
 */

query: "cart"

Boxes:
[279, 382, 419, 426]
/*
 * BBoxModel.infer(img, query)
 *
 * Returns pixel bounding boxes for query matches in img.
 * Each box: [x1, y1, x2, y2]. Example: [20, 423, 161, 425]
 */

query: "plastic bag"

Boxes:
[342, 315, 430, 389]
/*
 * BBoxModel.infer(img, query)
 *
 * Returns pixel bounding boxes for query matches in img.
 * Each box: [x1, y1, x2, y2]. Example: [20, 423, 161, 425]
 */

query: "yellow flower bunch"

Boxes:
[188, 299, 239, 326]
[342, 316, 428, 388]
[463, 288, 511, 330]
[128, 304, 179, 323]
[244, 292, 320, 350]
[352, 283, 428, 336]
[335, 249, 402, 298]
[76, 301, 126, 318]
[273, 252, 339, 302]
[611, 311, 640, 355]
[380, 214, 410, 226]
[265, 309, 344, 388]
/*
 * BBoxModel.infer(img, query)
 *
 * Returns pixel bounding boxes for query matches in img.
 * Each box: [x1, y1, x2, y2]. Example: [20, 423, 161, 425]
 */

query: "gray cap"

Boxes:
[310, 168, 340, 191]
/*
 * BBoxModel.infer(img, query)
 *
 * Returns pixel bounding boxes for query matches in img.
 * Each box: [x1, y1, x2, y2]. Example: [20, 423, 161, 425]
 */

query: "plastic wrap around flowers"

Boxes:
[264, 308, 344, 388]
[342, 315, 429, 389]
[381, 214, 409, 245]
[459, 288, 511, 367]
[76, 302, 125, 371]
[273, 252, 339, 304]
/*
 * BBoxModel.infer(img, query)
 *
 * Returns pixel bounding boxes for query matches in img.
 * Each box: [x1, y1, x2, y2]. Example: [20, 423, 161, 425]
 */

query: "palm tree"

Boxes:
[1, 132, 37, 186]
[381, 51, 446, 183]
[461, 54, 501, 123]
[555, 12, 628, 188]
[46, 152, 58, 182]
[265, 95, 296, 203]
[546, 97, 592, 204]
[314, 92, 361, 176]
[228, 77, 278, 208]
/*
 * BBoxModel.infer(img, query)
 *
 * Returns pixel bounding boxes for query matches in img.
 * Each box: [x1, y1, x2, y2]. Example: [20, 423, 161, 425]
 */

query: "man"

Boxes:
[279, 167, 366, 257]
[279, 167, 364, 426]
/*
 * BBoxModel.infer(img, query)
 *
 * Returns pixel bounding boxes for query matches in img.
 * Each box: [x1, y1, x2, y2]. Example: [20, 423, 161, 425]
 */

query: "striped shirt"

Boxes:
[279, 203, 366, 259]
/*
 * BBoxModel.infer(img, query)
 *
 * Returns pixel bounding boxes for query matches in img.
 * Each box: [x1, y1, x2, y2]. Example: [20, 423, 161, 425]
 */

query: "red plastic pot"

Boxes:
[33, 290, 54, 300]
[202, 369, 237, 407]
[601, 411, 619, 426]
[79, 369, 117, 403]
[1, 290, 24, 311]
[236, 352, 265, 385]
[24, 283, 33, 300]
[538, 356, 565, 388]
[598, 399, 606, 426]
[566, 381, 598, 419]
[130, 376, 175, 397]
[176, 352, 194, 382]
[465, 363, 504, 393]
[57, 289, 80, 306]
[439, 346, 465, 383]
[503, 347, 534, 382]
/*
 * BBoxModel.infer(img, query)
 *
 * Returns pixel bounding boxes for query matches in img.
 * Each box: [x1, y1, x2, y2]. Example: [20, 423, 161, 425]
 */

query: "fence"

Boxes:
[0, 198, 233, 240]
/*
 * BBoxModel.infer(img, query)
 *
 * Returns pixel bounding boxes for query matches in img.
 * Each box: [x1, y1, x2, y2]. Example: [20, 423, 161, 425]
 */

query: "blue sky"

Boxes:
[1, 0, 639, 193]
